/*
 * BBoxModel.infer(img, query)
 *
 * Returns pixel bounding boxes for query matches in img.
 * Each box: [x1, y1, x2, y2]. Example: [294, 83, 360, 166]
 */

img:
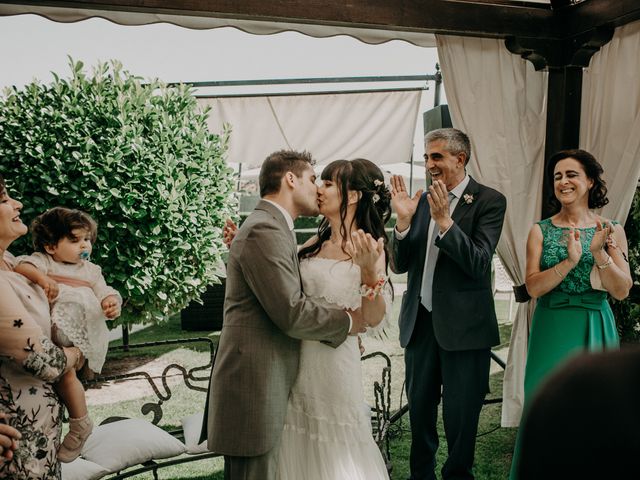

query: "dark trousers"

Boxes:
[405, 305, 490, 480]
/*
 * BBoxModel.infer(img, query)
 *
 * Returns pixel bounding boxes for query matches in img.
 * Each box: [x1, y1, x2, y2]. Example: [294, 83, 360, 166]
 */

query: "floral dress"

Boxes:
[0, 253, 67, 480]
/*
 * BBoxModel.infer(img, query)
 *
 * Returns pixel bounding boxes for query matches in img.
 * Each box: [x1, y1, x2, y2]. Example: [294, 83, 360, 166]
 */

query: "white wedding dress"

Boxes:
[276, 257, 391, 480]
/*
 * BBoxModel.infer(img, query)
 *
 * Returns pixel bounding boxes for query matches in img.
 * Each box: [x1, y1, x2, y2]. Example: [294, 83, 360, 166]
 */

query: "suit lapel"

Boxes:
[255, 200, 290, 229]
[451, 176, 480, 225]
[255, 200, 300, 278]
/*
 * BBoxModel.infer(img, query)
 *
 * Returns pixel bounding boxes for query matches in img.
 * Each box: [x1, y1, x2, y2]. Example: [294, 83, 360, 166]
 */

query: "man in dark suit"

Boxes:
[517, 348, 640, 480]
[201, 150, 365, 480]
[391, 128, 506, 480]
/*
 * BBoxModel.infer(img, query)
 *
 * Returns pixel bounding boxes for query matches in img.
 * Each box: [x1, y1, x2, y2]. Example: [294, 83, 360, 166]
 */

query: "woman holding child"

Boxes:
[0, 173, 115, 479]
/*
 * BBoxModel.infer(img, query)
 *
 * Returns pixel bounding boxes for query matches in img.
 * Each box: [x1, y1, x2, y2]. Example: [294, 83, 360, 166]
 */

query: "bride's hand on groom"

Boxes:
[347, 229, 384, 285]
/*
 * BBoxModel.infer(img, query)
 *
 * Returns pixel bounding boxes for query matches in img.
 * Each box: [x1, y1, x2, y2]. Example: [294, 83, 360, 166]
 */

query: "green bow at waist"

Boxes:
[538, 290, 607, 310]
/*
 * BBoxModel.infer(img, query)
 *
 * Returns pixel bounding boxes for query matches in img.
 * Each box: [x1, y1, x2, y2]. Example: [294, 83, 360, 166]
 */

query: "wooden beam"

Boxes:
[505, 25, 614, 70]
[569, 0, 640, 35]
[1, 0, 558, 39]
[541, 66, 583, 219]
[3, 0, 640, 41]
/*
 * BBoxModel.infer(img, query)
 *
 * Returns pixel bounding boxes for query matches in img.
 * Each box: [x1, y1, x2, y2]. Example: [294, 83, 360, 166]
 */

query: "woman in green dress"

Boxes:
[510, 149, 632, 478]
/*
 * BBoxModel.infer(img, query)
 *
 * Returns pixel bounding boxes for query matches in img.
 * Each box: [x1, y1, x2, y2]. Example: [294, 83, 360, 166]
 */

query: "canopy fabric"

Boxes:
[581, 20, 640, 223]
[440, 19, 640, 428]
[199, 90, 422, 168]
[0, 3, 436, 47]
[436, 34, 548, 428]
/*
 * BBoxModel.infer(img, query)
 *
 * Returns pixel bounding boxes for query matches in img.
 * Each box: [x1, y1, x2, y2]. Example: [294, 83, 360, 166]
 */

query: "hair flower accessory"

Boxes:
[372, 193, 380, 204]
[463, 193, 474, 205]
[373, 179, 384, 187]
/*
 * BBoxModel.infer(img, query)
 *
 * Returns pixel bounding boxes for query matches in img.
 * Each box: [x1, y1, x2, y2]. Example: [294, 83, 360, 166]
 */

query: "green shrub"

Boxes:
[611, 185, 640, 343]
[0, 59, 236, 325]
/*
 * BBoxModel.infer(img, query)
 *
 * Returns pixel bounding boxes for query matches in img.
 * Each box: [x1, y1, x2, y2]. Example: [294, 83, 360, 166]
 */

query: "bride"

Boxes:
[276, 158, 392, 480]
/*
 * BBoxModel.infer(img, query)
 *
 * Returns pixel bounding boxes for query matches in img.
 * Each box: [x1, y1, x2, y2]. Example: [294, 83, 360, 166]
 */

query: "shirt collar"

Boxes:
[449, 173, 470, 200]
[262, 199, 295, 231]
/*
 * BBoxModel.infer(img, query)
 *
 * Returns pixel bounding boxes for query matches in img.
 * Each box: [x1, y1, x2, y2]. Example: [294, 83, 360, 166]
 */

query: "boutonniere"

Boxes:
[463, 193, 474, 205]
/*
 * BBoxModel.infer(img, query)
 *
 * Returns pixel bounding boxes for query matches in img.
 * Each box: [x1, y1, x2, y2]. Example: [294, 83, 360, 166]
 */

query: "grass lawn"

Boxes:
[88, 294, 517, 479]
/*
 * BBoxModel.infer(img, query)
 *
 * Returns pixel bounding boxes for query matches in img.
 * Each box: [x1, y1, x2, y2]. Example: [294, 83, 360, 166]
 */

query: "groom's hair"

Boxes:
[259, 150, 315, 197]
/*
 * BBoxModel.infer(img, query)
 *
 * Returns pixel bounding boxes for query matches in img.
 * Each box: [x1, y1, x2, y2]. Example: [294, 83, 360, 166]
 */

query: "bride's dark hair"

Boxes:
[298, 158, 392, 276]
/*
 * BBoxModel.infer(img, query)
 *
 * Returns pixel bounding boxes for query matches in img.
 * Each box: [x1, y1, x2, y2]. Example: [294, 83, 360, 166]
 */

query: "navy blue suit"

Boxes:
[392, 176, 506, 480]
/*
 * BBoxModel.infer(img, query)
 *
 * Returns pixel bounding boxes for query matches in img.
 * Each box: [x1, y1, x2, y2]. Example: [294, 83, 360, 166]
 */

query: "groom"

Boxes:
[202, 149, 366, 480]
[391, 128, 506, 480]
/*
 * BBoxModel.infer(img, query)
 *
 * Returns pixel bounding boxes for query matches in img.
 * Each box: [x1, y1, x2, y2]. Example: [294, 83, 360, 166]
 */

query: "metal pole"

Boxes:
[170, 74, 437, 89]
[434, 63, 443, 107]
[409, 154, 414, 197]
[195, 86, 425, 100]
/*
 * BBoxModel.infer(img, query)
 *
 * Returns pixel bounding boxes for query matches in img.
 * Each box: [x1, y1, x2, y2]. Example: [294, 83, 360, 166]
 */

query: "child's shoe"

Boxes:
[58, 414, 93, 463]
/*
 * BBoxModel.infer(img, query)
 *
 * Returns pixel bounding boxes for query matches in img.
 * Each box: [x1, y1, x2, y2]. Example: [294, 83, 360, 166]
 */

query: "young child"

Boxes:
[14, 207, 122, 463]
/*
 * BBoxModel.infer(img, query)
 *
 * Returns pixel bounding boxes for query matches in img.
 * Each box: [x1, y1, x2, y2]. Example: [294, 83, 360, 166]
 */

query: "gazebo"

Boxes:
[2, 0, 639, 427]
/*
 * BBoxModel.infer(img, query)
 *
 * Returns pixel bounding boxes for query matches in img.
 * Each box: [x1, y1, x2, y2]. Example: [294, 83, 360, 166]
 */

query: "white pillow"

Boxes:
[81, 418, 186, 472]
[181, 412, 209, 455]
[62, 457, 109, 480]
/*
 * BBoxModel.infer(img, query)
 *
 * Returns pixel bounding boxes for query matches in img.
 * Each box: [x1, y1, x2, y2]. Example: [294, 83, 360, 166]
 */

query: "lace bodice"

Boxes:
[538, 217, 616, 295]
[299, 257, 392, 335]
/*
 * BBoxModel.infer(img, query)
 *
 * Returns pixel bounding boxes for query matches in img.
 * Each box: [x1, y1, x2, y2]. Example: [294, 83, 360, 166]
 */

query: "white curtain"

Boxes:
[581, 20, 640, 222]
[0, 3, 436, 47]
[436, 35, 548, 427]
[198, 90, 422, 167]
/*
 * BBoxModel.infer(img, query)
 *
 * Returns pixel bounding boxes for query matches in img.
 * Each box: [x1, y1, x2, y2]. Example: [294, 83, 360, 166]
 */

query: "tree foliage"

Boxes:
[0, 59, 235, 325]
[610, 184, 640, 343]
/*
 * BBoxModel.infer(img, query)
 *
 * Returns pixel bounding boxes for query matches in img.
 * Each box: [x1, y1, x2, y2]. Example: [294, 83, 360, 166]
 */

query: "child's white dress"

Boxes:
[17, 252, 121, 373]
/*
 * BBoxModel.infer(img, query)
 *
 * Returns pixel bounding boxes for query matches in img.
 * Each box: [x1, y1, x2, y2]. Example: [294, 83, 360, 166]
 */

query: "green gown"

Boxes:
[509, 218, 619, 479]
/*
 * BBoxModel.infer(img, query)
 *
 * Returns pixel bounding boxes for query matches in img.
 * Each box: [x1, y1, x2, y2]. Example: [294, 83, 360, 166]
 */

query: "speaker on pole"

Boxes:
[423, 104, 452, 135]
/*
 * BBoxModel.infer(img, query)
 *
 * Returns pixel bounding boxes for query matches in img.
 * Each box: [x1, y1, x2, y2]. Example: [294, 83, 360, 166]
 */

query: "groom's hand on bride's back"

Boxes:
[347, 308, 367, 335]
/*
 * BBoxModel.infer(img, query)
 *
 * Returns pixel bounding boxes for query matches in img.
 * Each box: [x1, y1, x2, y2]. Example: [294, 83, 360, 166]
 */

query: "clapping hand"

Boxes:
[566, 227, 582, 265]
[390, 175, 423, 232]
[346, 230, 384, 279]
[223, 219, 238, 249]
[427, 180, 453, 233]
[590, 218, 612, 254]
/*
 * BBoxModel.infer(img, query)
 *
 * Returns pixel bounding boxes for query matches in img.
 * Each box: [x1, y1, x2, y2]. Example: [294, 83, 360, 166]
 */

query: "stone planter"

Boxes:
[180, 279, 225, 331]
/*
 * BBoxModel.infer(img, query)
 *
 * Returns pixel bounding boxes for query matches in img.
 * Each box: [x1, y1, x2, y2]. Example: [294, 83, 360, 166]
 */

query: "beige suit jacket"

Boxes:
[203, 200, 349, 456]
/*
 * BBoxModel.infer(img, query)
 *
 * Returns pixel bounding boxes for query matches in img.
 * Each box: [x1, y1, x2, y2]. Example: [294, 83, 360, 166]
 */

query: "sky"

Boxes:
[0, 13, 442, 166]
